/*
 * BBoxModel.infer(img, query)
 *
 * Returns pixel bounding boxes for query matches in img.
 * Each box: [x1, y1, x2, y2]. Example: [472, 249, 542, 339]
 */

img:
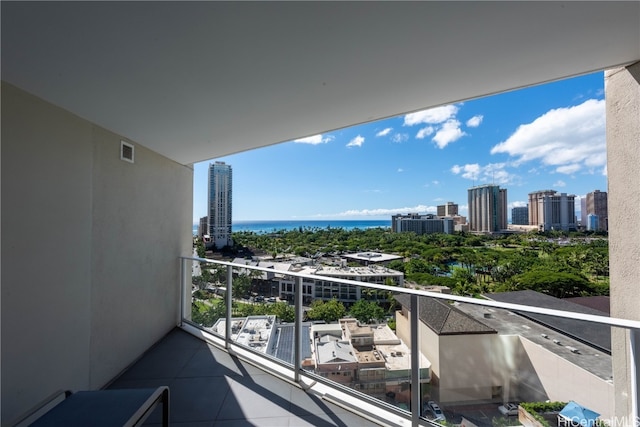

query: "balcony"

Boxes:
[107, 328, 379, 426]
[98, 256, 640, 427]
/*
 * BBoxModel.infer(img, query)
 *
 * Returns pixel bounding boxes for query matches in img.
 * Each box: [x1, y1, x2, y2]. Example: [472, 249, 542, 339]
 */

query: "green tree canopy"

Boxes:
[306, 298, 346, 323]
[513, 269, 591, 298]
[349, 299, 386, 324]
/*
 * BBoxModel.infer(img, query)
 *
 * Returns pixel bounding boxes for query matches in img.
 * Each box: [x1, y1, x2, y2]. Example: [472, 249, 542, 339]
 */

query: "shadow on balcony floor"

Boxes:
[108, 328, 381, 427]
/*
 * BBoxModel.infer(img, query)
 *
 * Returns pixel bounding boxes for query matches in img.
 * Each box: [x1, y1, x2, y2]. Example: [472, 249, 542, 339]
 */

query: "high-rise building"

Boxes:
[437, 202, 459, 217]
[587, 214, 600, 231]
[528, 190, 576, 232]
[198, 216, 208, 237]
[528, 190, 556, 226]
[586, 190, 608, 231]
[511, 206, 529, 225]
[208, 161, 233, 248]
[580, 197, 587, 228]
[392, 213, 453, 235]
[467, 185, 507, 233]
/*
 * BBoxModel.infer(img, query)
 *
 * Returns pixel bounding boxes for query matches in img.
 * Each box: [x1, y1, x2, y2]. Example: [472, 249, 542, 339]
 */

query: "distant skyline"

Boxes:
[193, 72, 607, 223]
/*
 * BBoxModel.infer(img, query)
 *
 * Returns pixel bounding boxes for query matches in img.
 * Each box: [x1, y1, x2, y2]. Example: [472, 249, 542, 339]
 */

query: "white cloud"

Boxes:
[403, 105, 458, 126]
[433, 120, 466, 149]
[293, 134, 334, 145]
[451, 162, 517, 185]
[376, 127, 393, 137]
[602, 165, 607, 176]
[556, 164, 580, 175]
[334, 205, 437, 217]
[346, 135, 365, 148]
[490, 99, 606, 174]
[416, 126, 435, 139]
[397, 168, 404, 173]
[392, 133, 409, 143]
[466, 115, 483, 127]
[509, 201, 528, 209]
[432, 180, 440, 185]
[451, 163, 480, 180]
[553, 180, 567, 187]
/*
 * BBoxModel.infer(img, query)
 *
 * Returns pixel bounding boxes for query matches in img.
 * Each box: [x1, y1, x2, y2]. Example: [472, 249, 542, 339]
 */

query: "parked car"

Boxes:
[498, 403, 519, 416]
[427, 400, 446, 421]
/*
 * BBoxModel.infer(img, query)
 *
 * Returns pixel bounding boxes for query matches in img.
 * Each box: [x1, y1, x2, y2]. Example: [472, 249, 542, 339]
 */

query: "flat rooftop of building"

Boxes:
[343, 320, 373, 337]
[213, 316, 276, 354]
[375, 342, 431, 373]
[371, 324, 401, 346]
[316, 265, 403, 278]
[342, 252, 403, 263]
[454, 298, 612, 382]
[210, 318, 246, 341]
[355, 349, 385, 366]
[483, 290, 611, 353]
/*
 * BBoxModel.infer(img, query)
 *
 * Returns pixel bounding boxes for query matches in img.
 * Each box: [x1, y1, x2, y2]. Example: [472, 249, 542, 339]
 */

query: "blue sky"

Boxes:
[193, 72, 606, 223]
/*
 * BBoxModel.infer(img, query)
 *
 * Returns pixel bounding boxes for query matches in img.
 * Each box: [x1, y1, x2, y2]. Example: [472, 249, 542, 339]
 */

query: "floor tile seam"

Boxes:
[172, 345, 217, 378]
[174, 372, 232, 379]
[170, 414, 220, 423]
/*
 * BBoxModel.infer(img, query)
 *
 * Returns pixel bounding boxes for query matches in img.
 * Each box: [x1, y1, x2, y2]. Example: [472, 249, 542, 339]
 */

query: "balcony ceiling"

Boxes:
[2, 1, 639, 165]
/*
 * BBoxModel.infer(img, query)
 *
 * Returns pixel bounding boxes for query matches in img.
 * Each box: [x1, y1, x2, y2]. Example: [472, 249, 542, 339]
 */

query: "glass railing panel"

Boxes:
[189, 260, 228, 338]
[180, 256, 638, 427]
[402, 296, 615, 426]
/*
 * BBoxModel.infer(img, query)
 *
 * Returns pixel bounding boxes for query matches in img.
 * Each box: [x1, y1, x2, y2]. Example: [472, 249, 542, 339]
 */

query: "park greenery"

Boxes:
[192, 227, 609, 326]
[231, 227, 609, 298]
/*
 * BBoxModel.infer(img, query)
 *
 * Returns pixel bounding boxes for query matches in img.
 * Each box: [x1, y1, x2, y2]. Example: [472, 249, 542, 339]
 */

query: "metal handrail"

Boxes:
[181, 255, 640, 331]
[180, 255, 639, 427]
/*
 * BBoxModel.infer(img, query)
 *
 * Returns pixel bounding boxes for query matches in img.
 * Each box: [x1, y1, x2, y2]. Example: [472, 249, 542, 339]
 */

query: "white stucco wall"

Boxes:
[606, 61, 640, 423]
[1, 82, 193, 424]
[519, 337, 614, 420]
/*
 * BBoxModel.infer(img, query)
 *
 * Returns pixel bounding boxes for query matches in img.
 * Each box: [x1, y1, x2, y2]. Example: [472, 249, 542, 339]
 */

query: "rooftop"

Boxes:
[484, 290, 611, 353]
[343, 252, 403, 264]
[394, 294, 497, 335]
[455, 299, 612, 382]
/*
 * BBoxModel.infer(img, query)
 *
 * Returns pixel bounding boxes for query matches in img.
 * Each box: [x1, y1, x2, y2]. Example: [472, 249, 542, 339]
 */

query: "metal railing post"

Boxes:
[630, 329, 639, 426]
[226, 265, 233, 350]
[295, 276, 303, 383]
[411, 294, 420, 427]
[179, 257, 185, 326]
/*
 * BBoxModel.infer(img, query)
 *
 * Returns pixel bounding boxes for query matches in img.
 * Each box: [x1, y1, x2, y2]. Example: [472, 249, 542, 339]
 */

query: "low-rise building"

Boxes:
[395, 291, 614, 419]
[278, 264, 403, 304]
[342, 252, 403, 266]
[392, 213, 454, 235]
[343, 319, 430, 402]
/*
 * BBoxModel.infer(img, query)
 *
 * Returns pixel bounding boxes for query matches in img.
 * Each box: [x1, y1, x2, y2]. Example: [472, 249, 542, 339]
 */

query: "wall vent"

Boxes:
[120, 140, 134, 163]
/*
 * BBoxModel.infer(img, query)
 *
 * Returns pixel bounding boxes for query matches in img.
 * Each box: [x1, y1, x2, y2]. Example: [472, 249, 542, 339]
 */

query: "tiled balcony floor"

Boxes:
[107, 328, 382, 427]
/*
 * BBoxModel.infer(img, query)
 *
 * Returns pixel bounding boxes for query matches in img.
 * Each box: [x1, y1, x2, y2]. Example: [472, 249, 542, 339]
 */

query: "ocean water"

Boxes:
[193, 220, 391, 235]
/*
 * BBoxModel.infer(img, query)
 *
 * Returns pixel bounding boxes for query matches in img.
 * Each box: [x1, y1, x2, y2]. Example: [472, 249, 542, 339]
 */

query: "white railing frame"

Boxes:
[181, 255, 640, 427]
